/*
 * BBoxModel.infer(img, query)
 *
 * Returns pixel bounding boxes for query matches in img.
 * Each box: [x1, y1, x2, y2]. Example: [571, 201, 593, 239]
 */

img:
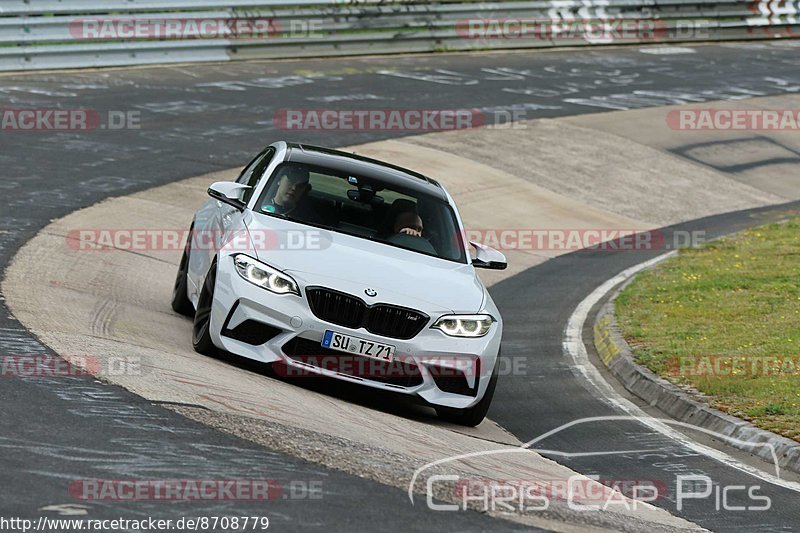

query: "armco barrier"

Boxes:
[0, 0, 798, 72]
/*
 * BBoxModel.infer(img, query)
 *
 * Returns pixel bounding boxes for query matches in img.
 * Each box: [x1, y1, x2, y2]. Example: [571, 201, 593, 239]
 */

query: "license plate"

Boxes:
[321, 330, 395, 363]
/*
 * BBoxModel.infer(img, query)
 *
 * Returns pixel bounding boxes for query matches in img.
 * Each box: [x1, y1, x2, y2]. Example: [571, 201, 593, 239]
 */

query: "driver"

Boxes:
[262, 166, 321, 222]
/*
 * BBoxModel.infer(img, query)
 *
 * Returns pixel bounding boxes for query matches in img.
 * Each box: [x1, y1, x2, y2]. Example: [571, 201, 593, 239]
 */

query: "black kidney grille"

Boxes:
[305, 288, 428, 340]
[306, 288, 364, 328]
[366, 305, 428, 340]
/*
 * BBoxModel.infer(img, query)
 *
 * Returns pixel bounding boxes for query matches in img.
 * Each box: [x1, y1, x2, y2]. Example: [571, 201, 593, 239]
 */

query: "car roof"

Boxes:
[283, 143, 447, 201]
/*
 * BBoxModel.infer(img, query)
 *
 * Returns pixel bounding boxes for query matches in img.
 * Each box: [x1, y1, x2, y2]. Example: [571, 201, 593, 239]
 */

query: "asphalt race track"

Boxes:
[2, 42, 800, 530]
[490, 202, 800, 532]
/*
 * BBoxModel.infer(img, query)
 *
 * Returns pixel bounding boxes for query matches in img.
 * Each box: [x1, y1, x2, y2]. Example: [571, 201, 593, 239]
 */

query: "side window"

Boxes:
[236, 147, 276, 203]
[236, 150, 265, 185]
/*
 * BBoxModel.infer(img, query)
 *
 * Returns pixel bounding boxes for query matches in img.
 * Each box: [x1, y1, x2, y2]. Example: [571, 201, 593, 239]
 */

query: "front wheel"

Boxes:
[171, 230, 194, 316]
[435, 356, 499, 427]
[192, 261, 218, 356]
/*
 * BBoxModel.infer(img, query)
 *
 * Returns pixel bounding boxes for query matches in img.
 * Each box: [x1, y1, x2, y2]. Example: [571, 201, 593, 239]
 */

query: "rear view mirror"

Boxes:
[347, 188, 384, 206]
[470, 241, 507, 270]
[208, 181, 250, 211]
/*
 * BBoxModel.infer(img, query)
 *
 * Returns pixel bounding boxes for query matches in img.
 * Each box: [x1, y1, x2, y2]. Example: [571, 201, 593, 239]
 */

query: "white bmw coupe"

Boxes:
[172, 141, 506, 425]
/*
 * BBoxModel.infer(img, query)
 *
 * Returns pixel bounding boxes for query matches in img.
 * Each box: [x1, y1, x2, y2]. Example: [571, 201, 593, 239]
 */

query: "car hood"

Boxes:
[244, 213, 484, 313]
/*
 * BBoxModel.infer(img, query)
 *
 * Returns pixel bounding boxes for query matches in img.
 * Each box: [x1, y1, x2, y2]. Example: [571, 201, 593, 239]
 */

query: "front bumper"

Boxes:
[209, 257, 502, 409]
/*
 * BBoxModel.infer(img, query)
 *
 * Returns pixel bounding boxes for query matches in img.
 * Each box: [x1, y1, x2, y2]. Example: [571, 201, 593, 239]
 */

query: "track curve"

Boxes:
[3, 43, 800, 531]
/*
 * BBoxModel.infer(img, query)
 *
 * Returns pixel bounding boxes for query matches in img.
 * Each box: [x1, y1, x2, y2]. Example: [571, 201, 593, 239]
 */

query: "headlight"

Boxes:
[432, 314, 494, 338]
[233, 254, 299, 296]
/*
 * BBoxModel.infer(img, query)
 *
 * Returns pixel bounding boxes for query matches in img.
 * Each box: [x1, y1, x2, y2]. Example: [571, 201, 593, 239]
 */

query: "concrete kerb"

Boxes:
[593, 277, 800, 476]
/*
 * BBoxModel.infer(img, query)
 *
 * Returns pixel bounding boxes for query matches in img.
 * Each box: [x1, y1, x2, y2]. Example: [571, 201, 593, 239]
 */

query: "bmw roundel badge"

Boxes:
[365, 288, 377, 297]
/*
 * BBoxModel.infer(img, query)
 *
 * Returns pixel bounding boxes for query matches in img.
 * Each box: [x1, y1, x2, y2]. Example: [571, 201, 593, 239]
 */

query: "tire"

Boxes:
[435, 356, 499, 427]
[192, 260, 218, 356]
[171, 231, 195, 317]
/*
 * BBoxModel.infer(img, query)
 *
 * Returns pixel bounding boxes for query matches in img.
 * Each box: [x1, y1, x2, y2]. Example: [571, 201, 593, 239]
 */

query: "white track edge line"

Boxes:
[564, 250, 800, 492]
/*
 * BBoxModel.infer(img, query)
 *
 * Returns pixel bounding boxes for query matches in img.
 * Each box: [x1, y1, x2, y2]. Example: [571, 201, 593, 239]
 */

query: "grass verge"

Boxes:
[616, 218, 800, 441]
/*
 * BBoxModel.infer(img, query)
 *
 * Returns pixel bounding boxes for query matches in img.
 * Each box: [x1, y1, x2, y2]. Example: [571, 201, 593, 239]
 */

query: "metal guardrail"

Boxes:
[0, 1, 798, 72]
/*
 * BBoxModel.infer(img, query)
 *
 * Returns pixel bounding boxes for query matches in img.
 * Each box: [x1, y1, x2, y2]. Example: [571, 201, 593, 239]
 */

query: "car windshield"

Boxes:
[256, 162, 467, 263]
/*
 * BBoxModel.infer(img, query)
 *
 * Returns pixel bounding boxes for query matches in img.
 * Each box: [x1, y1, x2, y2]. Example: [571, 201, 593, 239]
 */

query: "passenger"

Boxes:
[386, 207, 437, 255]
[393, 210, 424, 237]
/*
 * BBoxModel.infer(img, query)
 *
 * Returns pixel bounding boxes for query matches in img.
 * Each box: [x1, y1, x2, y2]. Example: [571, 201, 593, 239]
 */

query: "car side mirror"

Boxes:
[208, 181, 250, 212]
[470, 241, 507, 270]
